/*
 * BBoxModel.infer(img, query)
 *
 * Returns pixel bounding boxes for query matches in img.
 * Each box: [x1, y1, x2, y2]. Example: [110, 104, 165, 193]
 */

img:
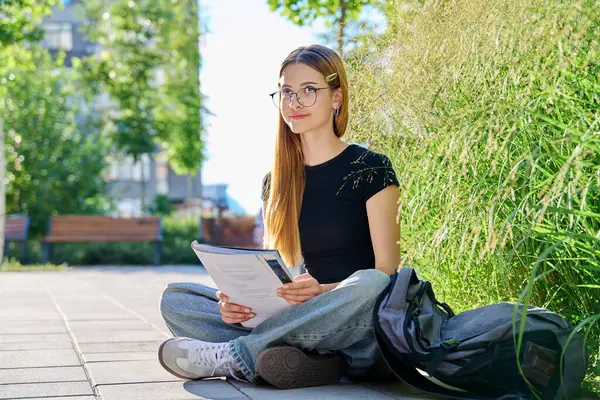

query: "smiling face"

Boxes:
[278, 62, 342, 135]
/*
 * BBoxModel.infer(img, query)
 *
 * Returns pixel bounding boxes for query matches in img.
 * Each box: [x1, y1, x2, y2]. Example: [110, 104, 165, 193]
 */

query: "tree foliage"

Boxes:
[267, 0, 382, 52]
[79, 0, 164, 163]
[153, 0, 205, 176]
[0, 0, 109, 238]
[79, 0, 204, 176]
[0, 0, 59, 46]
[0, 48, 110, 236]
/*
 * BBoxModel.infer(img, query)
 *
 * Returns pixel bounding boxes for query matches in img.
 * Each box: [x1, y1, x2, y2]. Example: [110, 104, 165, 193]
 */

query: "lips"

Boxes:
[290, 114, 308, 120]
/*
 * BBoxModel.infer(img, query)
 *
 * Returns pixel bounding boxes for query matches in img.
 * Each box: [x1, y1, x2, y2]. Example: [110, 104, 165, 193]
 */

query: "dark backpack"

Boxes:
[373, 268, 589, 400]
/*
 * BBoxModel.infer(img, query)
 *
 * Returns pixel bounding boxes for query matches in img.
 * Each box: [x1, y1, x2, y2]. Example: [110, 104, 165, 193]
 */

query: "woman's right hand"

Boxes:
[216, 291, 255, 324]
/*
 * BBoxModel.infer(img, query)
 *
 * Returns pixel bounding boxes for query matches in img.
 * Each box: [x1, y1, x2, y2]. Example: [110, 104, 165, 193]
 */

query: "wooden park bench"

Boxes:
[42, 216, 163, 265]
[4, 215, 30, 263]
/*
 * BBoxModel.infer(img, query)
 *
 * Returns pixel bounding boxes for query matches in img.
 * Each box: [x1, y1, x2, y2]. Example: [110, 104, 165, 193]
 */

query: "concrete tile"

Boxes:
[24, 397, 96, 400]
[183, 380, 250, 400]
[0, 349, 80, 368]
[0, 321, 67, 334]
[0, 381, 93, 400]
[84, 351, 157, 362]
[0, 366, 87, 384]
[0, 308, 61, 321]
[86, 359, 178, 385]
[362, 381, 439, 399]
[79, 340, 162, 353]
[54, 296, 107, 301]
[0, 299, 53, 306]
[61, 311, 135, 320]
[230, 379, 396, 399]
[0, 341, 74, 351]
[0, 333, 71, 344]
[75, 329, 166, 344]
[146, 317, 172, 330]
[58, 304, 126, 312]
[98, 380, 246, 400]
[68, 319, 154, 331]
[0, 291, 47, 298]
[123, 306, 162, 315]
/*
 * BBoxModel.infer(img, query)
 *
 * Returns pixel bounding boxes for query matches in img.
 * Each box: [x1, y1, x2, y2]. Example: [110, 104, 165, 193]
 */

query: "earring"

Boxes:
[334, 108, 340, 117]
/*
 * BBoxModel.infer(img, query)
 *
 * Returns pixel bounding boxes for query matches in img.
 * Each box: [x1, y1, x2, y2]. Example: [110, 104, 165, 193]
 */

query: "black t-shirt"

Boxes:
[262, 144, 400, 284]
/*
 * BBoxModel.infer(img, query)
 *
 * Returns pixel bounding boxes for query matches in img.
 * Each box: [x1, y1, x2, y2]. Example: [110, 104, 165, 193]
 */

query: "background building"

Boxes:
[39, 0, 227, 217]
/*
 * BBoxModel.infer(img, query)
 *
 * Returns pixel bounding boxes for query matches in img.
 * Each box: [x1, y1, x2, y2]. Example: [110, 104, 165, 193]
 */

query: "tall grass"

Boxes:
[347, 0, 600, 390]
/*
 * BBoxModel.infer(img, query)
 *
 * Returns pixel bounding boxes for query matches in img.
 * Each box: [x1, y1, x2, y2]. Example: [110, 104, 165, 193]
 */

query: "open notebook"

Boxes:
[191, 241, 295, 328]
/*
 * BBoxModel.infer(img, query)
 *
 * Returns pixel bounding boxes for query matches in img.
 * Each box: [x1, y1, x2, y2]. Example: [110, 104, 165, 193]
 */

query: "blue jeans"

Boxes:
[159, 268, 390, 383]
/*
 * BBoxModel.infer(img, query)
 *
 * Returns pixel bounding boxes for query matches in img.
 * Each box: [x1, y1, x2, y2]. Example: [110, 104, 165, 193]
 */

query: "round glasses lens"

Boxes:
[280, 92, 292, 109]
[297, 88, 317, 107]
[271, 93, 280, 108]
[272, 91, 292, 109]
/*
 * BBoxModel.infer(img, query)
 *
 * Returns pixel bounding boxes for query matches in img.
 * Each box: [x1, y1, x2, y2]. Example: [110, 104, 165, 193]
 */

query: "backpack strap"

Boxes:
[425, 338, 461, 375]
[384, 268, 419, 311]
[378, 346, 517, 400]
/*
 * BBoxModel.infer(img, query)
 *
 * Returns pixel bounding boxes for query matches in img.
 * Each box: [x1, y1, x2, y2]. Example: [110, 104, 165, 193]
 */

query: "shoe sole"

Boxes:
[158, 337, 198, 380]
[256, 346, 345, 389]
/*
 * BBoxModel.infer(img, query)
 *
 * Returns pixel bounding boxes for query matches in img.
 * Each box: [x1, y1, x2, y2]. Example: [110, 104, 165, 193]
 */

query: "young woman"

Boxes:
[158, 44, 400, 389]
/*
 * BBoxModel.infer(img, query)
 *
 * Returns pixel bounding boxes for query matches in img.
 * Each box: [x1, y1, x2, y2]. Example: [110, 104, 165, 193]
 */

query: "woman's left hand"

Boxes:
[277, 273, 324, 305]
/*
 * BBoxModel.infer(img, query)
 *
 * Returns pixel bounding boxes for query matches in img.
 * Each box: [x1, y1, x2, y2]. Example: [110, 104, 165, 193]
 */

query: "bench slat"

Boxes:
[49, 216, 161, 237]
[45, 235, 159, 243]
[5, 216, 29, 241]
[43, 215, 163, 265]
[50, 227, 160, 234]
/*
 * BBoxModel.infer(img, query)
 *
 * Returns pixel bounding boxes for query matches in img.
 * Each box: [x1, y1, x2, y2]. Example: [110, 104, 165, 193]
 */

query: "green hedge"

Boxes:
[347, 0, 599, 390]
[5, 216, 204, 265]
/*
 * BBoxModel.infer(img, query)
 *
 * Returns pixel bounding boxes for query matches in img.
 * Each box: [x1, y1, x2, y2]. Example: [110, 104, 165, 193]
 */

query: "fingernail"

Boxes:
[250, 313, 255, 317]
[245, 308, 251, 313]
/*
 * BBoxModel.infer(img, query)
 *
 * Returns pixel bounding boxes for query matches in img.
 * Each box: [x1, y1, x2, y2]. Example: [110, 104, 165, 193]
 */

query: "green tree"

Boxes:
[80, 0, 205, 210]
[0, 0, 60, 260]
[153, 0, 205, 208]
[79, 0, 164, 207]
[144, 194, 174, 217]
[267, 0, 381, 54]
[0, 0, 58, 46]
[1, 48, 110, 236]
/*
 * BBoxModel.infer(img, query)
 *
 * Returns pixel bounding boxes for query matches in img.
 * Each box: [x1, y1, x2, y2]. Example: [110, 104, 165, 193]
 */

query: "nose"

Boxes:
[289, 93, 303, 109]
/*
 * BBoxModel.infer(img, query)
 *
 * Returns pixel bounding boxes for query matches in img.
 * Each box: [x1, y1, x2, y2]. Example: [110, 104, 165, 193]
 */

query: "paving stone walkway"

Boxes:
[0, 266, 437, 400]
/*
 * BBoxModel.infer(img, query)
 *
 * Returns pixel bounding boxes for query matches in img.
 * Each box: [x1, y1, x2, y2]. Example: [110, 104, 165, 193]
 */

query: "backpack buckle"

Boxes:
[426, 338, 461, 376]
[440, 338, 460, 352]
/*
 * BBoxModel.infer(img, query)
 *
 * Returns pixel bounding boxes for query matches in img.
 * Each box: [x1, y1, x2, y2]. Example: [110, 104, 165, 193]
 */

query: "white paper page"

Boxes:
[192, 250, 292, 328]
[192, 241, 279, 256]
[192, 241, 294, 282]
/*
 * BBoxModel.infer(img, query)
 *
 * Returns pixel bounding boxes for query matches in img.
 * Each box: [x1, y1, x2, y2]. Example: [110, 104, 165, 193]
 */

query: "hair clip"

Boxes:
[325, 73, 338, 82]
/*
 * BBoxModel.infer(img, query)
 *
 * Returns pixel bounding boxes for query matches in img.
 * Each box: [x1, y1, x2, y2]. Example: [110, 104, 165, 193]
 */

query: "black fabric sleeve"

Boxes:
[359, 152, 400, 201]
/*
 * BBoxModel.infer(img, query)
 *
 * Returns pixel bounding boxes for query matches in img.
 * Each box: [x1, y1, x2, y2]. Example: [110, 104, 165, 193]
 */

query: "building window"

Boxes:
[114, 198, 143, 217]
[42, 23, 73, 51]
[155, 156, 169, 195]
[107, 155, 151, 182]
[131, 155, 151, 182]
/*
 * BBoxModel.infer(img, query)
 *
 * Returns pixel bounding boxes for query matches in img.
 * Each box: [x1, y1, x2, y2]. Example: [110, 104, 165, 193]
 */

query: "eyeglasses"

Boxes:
[269, 86, 332, 110]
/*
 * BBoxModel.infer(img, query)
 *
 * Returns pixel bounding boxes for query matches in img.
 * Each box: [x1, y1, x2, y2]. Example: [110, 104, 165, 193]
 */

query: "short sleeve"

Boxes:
[261, 172, 271, 202]
[358, 152, 399, 201]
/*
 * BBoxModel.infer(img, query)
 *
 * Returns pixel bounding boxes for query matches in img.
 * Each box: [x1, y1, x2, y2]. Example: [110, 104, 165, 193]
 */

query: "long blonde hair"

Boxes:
[263, 44, 349, 267]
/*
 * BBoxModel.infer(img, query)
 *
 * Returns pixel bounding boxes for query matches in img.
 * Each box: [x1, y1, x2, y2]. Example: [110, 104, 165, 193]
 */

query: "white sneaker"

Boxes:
[158, 337, 244, 381]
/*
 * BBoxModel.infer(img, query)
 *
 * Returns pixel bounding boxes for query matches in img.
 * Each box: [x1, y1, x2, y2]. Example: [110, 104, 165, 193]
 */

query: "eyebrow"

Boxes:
[279, 81, 319, 88]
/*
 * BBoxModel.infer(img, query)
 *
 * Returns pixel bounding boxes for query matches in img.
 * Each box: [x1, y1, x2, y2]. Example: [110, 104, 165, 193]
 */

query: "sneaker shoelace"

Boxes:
[188, 342, 240, 379]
